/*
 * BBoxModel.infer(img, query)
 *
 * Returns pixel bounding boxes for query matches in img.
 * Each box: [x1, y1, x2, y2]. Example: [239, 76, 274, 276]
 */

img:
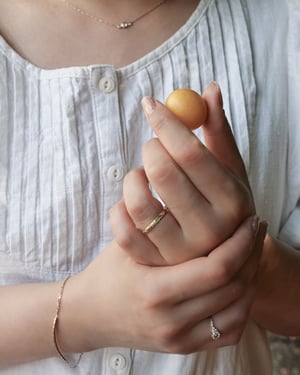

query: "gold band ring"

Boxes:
[210, 317, 221, 341]
[142, 207, 168, 234]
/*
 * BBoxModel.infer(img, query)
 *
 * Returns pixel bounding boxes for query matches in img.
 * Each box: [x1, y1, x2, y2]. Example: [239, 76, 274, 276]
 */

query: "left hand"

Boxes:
[71, 216, 267, 354]
[110, 83, 256, 265]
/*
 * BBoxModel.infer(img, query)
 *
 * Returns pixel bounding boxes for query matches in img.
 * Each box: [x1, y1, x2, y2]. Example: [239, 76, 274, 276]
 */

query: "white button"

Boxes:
[99, 77, 115, 93]
[107, 166, 124, 182]
[109, 353, 127, 370]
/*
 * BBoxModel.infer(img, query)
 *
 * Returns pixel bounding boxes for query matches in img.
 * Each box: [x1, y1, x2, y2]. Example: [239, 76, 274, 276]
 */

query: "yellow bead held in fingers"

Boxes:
[165, 88, 208, 130]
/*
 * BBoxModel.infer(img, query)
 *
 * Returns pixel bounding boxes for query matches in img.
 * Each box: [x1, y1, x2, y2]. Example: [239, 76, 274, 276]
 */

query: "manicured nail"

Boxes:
[210, 81, 220, 90]
[210, 81, 223, 107]
[142, 96, 156, 115]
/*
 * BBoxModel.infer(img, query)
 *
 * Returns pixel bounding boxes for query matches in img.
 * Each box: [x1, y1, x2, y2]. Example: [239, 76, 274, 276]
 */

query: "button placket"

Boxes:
[94, 69, 125, 185]
[92, 67, 126, 245]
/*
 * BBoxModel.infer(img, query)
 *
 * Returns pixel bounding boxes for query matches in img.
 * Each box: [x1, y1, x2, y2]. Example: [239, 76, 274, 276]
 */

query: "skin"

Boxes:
[0, 82, 266, 367]
[0, 219, 265, 368]
[111, 82, 300, 337]
[0, 0, 200, 69]
[111, 83, 255, 266]
[0, 0, 299, 369]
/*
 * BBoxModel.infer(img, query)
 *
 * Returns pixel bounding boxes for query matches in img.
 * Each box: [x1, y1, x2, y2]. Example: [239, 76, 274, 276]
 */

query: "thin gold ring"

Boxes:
[142, 207, 168, 234]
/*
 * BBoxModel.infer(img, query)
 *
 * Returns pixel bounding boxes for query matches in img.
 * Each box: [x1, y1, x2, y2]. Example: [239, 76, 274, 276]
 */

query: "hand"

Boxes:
[62, 216, 267, 355]
[111, 82, 255, 265]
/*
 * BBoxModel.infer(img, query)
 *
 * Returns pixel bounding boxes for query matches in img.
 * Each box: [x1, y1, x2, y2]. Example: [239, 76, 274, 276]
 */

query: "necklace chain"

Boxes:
[60, 0, 167, 29]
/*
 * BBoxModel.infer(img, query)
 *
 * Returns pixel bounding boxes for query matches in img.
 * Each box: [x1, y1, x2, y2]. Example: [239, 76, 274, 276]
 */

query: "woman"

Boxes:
[0, 0, 299, 373]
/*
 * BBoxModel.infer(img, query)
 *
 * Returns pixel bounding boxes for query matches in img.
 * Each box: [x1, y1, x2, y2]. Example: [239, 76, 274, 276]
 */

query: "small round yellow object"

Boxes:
[165, 88, 208, 130]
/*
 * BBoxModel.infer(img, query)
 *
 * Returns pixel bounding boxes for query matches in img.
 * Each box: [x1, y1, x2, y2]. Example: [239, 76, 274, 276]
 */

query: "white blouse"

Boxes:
[0, 0, 299, 373]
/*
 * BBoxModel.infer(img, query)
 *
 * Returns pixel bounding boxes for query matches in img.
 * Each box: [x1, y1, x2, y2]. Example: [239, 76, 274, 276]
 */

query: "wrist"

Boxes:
[54, 273, 92, 354]
[55, 253, 117, 355]
[250, 234, 300, 335]
[52, 276, 83, 367]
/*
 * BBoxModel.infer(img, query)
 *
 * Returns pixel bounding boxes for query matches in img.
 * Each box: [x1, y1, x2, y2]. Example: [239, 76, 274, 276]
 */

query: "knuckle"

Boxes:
[116, 227, 136, 250]
[146, 159, 176, 185]
[158, 324, 181, 347]
[129, 202, 151, 222]
[212, 262, 232, 285]
[151, 114, 169, 133]
[223, 182, 254, 222]
[175, 137, 205, 166]
[140, 280, 168, 309]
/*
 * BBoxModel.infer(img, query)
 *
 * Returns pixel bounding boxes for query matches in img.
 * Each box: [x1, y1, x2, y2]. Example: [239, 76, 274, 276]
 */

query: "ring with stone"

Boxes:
[210, 316, 221, 341]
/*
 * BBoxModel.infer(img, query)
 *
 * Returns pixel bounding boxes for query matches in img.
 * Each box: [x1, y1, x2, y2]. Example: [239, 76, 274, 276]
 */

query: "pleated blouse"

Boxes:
[0, 0, 299, 373]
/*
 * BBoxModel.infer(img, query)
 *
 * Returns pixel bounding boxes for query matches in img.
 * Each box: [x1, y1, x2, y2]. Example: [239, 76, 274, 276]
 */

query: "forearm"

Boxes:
[0, 281, 61, 368]
[251, 234, 300, 336]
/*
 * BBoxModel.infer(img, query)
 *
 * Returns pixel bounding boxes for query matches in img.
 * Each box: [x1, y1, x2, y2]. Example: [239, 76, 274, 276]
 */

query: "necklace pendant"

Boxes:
[117, 21, 133, 29]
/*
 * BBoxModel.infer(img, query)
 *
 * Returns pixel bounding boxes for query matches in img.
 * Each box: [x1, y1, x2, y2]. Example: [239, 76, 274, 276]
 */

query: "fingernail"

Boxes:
[251, 215, 259, 236]
[142, 96, 156, 115]
[210, 81, 220, 90]
[210, 81, 223, 107]
[259, 220, 269, 239]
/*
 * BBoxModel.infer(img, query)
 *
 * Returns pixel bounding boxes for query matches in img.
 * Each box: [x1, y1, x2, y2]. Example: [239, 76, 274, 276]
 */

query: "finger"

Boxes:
[141, 97, 253, 216]
[141, 137, 211, 217]
[157, 285, 255, 354]
[181, 287, 255, 353]
[172, 277, 246, 332]
[110, 200, 167, 266]
[209, 280, 257, 344]
[123, 167, 164, 227]
[151, 279, 246, 354]
[201, 82, 249, 182]
[142, 138, 240, 257]
[123, 167, 198, 264]
[122, 168, 187, 264]
[147, 215, 258, 304]
[137, 140, 224, 258]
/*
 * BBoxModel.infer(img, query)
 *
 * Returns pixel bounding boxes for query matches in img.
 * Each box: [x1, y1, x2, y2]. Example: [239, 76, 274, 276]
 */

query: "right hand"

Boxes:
[61, 216, 266, 355]
[111, 83, 256, 266]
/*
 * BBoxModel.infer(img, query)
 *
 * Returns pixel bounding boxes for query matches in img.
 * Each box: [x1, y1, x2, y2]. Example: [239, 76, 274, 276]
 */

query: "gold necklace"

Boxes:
[60, 0, 168, 29]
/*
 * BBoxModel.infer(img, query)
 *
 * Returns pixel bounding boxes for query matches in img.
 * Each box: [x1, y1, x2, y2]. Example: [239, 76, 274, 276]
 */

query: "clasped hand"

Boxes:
[111, 83, 260, 265]
[74, 83, 267, 355]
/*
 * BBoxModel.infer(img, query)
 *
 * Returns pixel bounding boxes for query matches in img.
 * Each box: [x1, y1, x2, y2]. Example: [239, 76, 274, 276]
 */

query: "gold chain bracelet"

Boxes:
[52, 276, 83, 368]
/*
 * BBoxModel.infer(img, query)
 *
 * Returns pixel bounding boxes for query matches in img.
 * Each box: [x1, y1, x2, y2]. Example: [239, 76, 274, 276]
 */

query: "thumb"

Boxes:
[202, 82, 248, 182]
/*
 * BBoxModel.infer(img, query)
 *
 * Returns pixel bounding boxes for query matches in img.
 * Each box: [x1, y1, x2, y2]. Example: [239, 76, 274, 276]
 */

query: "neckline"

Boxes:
[0, 0, 212, 78]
